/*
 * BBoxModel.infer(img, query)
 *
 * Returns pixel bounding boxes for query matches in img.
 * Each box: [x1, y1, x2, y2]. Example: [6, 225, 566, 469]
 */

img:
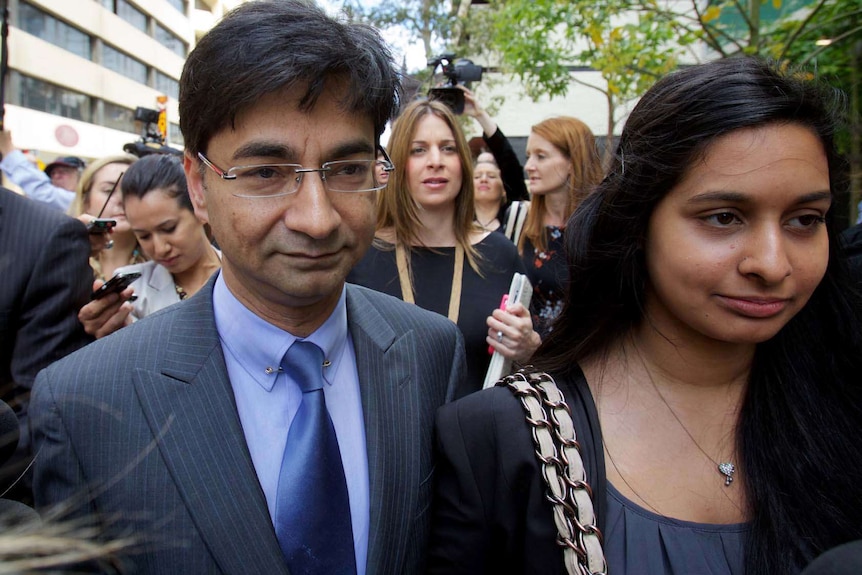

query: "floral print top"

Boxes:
[522, 226, 566, 338]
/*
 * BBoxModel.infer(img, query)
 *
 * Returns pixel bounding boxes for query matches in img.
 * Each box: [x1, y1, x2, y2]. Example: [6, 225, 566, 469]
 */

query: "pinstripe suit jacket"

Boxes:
[0, 188, 92, 458]
[30, 276, 466, 574]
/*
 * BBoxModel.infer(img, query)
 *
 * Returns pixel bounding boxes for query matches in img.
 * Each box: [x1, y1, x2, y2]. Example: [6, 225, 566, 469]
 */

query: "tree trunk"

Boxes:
[605, 90, 616, 168]
[749, 0, 760, 49]
[849, 42, 861, 226]
[451, 0, 472, 47]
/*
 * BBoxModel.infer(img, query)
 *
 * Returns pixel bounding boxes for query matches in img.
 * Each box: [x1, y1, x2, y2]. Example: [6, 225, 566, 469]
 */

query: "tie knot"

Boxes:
[281, 340, 325, 393]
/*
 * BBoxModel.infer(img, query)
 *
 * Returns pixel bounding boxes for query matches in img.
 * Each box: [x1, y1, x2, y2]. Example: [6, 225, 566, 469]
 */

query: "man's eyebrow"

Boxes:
[232, 142, 296, 162]
[231, 140, 376, 163]
[327, 140, 376, 160]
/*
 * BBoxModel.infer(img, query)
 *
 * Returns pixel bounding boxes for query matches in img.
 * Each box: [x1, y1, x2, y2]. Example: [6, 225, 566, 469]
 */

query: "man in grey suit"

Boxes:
[30, 2, 466, 573]
[0, 188, 92, 502]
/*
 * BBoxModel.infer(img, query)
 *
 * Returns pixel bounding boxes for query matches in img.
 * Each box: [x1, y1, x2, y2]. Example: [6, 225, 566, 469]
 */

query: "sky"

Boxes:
[317, 0, 429, 72]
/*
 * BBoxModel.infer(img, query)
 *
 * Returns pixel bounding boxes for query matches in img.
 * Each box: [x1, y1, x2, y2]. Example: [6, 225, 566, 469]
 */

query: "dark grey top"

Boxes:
[605, 482, 749, 574]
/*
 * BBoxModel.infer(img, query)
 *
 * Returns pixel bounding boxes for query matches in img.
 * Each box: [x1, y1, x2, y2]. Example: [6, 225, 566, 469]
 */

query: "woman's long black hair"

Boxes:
[534, 57, 862, 573]
[120, 154, 191, 210]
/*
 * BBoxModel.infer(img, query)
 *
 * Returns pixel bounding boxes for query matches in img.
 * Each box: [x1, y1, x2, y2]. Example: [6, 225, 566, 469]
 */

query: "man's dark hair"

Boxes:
[179, 0, 401, 157]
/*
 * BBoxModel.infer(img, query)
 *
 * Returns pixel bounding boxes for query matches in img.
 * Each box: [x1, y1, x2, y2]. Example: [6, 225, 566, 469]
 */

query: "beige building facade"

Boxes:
[0, 0, 244, 164]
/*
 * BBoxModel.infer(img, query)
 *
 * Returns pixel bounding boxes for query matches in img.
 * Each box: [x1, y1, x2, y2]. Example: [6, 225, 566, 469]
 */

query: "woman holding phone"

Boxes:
[78, 154, 221, 338]
[69, 154, 145, 281]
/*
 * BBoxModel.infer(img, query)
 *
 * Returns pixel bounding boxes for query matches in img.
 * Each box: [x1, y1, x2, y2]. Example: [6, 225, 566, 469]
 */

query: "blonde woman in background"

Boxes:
[349, 99, 535, 397]
[69, 154, 145, 281]
[473, 156, 507, 233]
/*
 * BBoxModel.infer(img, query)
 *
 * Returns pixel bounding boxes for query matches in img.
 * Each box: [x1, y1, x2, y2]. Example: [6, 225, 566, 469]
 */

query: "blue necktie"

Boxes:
[275, 341, 356, 575]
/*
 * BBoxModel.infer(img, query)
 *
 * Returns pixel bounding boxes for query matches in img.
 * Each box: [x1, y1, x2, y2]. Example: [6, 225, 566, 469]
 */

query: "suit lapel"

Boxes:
[132, 279, 289, 575]
[346, 286, 422, 573]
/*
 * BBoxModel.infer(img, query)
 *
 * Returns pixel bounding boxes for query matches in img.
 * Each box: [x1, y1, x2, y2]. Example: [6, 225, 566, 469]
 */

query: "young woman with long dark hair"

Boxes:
[428, 57, 862, 574]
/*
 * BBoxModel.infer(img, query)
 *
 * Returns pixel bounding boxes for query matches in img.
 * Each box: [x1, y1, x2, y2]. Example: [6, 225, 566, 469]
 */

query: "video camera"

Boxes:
[427, 53, 483, 114]
[123, 106, 182, 158]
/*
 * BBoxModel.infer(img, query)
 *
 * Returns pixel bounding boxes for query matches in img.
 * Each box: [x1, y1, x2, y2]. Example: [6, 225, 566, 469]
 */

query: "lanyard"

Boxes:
[395, 242, 464, 324]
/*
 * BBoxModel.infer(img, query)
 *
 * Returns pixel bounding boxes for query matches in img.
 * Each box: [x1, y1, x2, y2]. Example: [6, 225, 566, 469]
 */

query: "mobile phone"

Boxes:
[91, 271, 142, 300]
[482, 273, 534, 389]
[488, 294, 510, 356]
[87, 218, 117, 234]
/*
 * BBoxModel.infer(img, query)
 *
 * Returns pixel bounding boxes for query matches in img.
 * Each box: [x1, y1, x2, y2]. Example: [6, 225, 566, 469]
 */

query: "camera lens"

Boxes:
[428, 87, 465, 115]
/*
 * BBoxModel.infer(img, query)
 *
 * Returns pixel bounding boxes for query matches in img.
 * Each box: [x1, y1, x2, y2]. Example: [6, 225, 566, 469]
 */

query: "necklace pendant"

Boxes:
[718, 462, 736, 486]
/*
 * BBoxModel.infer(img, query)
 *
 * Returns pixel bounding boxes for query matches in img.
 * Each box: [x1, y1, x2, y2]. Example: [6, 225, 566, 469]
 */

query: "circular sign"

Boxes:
[55, 125, 79, 147]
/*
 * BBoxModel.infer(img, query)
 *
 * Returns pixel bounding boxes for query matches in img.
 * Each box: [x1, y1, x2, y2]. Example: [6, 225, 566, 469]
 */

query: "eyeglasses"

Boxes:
[197, 148, 394, 198]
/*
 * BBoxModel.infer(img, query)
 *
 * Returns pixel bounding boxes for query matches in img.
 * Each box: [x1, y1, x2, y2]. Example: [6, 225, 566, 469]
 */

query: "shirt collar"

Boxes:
[213, 272, 349, 391]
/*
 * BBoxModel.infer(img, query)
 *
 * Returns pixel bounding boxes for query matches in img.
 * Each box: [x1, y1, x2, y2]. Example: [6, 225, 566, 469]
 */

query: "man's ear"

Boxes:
[184, 152, 209, 224]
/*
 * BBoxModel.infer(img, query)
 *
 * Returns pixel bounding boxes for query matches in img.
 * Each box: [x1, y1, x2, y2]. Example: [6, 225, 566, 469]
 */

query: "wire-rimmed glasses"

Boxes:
[197, 148, 394, 198]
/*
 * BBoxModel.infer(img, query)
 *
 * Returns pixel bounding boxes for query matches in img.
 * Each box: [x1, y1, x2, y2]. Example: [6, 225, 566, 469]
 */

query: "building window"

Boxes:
[20, 75, 92, 122]
[19, 2, 92, 60]
[155, 23, 187, 58]
[165, 0, 187, 14]
[155, 71, 179, 99]
[100, 0, 148, 33]
[169, 122, 184, 147]
[103, 101, 136, 132]
[103, 44, 148, 85]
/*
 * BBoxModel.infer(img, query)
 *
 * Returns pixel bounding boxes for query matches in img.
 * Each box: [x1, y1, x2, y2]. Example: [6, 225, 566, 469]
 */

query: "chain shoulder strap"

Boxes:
[500, 368, 607, 575]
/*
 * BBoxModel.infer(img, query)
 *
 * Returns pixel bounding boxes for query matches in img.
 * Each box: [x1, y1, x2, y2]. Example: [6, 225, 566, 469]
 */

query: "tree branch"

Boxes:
[800, 24, 862, 67]
[778, 0, 830, 60]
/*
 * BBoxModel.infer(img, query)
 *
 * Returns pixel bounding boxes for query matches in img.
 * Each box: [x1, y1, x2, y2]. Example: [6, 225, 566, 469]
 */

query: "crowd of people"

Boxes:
[1, 1, 861, 573]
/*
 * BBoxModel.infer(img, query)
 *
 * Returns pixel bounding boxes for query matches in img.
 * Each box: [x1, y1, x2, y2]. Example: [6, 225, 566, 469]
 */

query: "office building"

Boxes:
[0, 0, 244, 164]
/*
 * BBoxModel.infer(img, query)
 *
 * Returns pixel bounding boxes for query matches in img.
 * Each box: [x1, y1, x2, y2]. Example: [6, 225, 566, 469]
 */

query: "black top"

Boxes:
[348, 232, 525, 398]
[484, 127, 529, 223]
[522, 226, 567, 338]
[430, 365, 748, 575]
[841, 223, 862, 284]
[428, 366, 606, 574]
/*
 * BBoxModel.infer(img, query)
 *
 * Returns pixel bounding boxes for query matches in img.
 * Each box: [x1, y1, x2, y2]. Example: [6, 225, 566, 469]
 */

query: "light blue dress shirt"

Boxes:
[212, 273, 370, 574]
[0, 150, 75, 212]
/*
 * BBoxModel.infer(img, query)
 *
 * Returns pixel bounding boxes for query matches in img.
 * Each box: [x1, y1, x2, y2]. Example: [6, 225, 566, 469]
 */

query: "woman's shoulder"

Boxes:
[474, 229, 525, 274]
[436, 384, 538, 464]
[347, 238, 397, 286]
[507, 199, 531, 212]
[439, 369, 589, 436]
[475, 229, 520, 254]
[374, 228, 397, 245]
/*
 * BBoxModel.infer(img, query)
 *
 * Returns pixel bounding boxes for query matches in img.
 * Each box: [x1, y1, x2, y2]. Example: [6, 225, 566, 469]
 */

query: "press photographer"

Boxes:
[123, 106, 182, 158]
[427, 53, 483, 114]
